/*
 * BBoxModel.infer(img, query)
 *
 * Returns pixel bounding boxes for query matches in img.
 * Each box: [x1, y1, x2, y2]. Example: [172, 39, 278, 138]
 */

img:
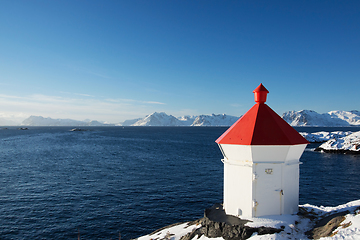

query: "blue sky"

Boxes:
[1, 1, 359, 123]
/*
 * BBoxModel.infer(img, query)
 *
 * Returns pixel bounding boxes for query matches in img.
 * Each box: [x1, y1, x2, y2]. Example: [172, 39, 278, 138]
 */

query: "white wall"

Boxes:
[282, 162, 300, 215]
[220, 144, 307, 163]
[223, 158, 253, 217]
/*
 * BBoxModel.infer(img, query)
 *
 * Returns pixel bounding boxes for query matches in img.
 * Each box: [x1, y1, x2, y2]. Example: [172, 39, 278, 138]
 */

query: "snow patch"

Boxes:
[300, 131, 353, 143]
[137, 222, 201, 240]
[317, 131, 360, 152]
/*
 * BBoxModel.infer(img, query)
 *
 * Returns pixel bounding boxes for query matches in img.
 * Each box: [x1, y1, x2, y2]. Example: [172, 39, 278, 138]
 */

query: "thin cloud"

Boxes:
[67, 64, 113, 80]
[30, 94, 73, 103]
[105, 98, 165, 105]
[0, 93, 165, 122]
[0, 94, 23, 99]
[142, 101, 165, 105]
[230, 103, 243, 108]
[59, 91, 95, 97]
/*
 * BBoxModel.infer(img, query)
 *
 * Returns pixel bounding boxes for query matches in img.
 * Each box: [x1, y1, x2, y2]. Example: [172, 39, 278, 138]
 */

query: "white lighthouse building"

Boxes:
[216, 84, 309, 218]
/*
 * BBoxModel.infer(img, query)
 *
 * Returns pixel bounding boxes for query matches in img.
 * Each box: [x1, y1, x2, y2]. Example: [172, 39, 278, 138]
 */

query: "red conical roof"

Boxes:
[215, 84, 309, 145]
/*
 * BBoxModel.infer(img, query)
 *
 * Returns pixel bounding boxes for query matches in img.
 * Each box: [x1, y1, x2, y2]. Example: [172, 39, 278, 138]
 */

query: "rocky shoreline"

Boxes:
[136, 201, 360, 240]
[314, 147, 360, 154]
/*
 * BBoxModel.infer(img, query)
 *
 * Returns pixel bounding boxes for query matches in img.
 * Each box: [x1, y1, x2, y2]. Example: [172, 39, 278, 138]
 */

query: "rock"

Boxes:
[306, 210, 349, 239]
[70, 128, 88, 132]
[314, 148, 360, 154]
[191, 204, 283, 240]
[179, 227, 202, 240]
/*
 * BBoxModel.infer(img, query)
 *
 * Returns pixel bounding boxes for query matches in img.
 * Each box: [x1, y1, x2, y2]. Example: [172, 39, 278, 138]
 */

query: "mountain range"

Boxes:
[124, 110, 360, 127]
[20, 116, 110, 126]
[126, 112, 239, 126]
[1, 110, 359, 127]
[282, 110, 360, 126]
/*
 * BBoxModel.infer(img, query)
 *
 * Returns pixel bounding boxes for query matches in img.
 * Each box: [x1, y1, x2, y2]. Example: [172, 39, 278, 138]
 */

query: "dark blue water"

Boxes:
[295, 127, 360, 208]
[0, 126, 359, 239]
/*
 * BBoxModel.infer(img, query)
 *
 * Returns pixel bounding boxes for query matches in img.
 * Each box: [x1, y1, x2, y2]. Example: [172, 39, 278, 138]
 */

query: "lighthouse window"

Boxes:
[265, 168, 273, 174]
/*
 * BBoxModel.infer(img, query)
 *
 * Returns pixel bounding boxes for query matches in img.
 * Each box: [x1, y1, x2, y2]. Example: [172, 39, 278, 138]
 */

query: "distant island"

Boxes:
[20, 116, 111, 127]
[0, 110, 359, 127]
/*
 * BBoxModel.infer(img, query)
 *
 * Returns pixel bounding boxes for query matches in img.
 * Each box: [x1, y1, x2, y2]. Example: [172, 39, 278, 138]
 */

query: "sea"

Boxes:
[0, 126, 359, 239]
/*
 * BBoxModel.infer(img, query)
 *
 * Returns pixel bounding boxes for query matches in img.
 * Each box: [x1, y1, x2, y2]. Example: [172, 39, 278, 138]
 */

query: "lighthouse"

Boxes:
[215, 84, 309, 218]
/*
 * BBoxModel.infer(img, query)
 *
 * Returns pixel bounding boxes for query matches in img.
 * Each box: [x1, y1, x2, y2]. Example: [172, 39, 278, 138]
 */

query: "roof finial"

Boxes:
[253, 83, 269, 103]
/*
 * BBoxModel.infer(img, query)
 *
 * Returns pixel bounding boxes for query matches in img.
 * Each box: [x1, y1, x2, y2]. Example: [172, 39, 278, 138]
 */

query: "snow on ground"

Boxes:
[136, 200, 360, 240]
[300, 131, 353, 143]
[317, 131, 360, 152]
[243, 214, 311, 239]
[137, 222, 202, 240]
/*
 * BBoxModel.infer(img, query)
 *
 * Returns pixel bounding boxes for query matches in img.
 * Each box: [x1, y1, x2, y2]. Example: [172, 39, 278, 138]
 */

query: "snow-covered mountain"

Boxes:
[328, 110, 360, 125]
[177, 115, 197, 125]
[131, 112, 186, 126]
[191, 114, 239, 126]
[121, 112, 239, 126]
[4, 109, 360, 127]
[0, 118, 20, 126]
[120, 118, 143, 126]
[11, 112, 239, 127]
[282, 110, 359, 126]
[21, 116, 111, 126]
[123, 110, 360, 127]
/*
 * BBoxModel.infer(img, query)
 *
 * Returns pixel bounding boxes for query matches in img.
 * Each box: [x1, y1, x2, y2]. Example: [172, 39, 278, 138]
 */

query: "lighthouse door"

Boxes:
[253, 163, 283, 217]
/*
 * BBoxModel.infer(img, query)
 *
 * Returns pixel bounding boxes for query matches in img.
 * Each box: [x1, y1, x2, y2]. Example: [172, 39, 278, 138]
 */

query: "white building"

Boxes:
[215, 84, 309, 218]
